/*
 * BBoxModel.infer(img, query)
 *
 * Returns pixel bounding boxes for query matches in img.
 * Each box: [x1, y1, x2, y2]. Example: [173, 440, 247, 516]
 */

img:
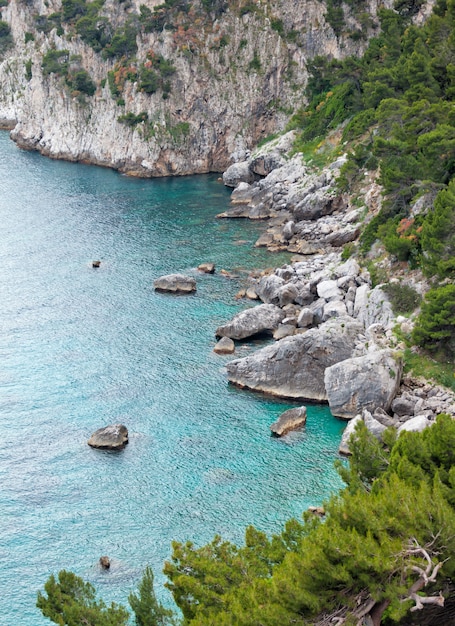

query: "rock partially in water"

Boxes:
[99, 556, 111, 569]
[198, 262, 215, 274]
[88, 424, 129, 449]
[226, 316, 362, 401]
[213, 336, 235, 354]
[222, 161, 254, 187]
[270, 406, 307, 436]
[154, 274, 196, 294]
[216, 303, 285, 340]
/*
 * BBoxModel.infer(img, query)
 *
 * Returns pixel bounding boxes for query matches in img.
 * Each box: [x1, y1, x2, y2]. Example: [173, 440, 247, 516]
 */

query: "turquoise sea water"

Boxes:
[0, 132, 345, 624]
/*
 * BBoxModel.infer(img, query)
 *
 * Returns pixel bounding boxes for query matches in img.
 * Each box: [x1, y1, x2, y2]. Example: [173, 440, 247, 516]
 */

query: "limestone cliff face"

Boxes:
[0, 0, 390, 175]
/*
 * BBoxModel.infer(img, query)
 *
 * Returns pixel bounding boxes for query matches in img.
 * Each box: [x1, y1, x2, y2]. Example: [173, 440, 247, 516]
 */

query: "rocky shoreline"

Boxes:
[214, 135, 455, 452]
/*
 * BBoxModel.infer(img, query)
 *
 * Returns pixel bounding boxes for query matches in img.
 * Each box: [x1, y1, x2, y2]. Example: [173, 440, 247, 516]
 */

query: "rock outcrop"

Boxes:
[88, 424, 128, 449]
[226, 316, 362, 400]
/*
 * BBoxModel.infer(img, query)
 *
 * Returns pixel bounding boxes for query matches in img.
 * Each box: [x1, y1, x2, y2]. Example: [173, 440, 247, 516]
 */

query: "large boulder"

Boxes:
[324, 349, 402, 419]
[254, 274, 285, 304]
[154, 274, 196, 294]
[222, 161, 254, 187]
[270, 406, 307, 436]
[88, 424, 128, 449]
[353, 285, 394, 328]
[215, 304, 285, 340]
[226, 316, 362, 400]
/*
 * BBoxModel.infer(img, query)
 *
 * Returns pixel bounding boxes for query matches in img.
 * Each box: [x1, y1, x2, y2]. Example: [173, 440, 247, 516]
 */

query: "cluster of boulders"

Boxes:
[216, 140, 455, 446]
[220, 132, 361, 256]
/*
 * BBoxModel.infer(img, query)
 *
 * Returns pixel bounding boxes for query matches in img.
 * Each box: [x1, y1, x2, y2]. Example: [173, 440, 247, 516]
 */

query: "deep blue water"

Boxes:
[0, 132, 345, 624]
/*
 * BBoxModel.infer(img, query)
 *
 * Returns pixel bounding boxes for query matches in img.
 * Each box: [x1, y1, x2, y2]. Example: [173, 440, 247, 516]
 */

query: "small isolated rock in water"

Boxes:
[198, 263, 215, 274]
[92, 260, 101, 268]
[154, 274, 196, 294]
[213, 336, 235, 355]
[88, 424, 128, 449]
[99, 556, 111, 570]
[270, 406, 307, 437]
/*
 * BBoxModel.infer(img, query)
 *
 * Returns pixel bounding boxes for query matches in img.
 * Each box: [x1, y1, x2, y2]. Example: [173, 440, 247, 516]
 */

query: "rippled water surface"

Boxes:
[0, 133, 345, 624]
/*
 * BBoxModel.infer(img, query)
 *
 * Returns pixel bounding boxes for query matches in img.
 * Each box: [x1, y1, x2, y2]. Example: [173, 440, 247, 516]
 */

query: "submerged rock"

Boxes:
[154, 274, 196, 293]
[270, 406, 307, 436]
[88, 424, 129, 449]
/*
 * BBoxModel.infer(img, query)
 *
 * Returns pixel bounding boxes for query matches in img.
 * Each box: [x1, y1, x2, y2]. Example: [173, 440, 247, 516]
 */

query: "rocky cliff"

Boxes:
[0, 0, 391, 175]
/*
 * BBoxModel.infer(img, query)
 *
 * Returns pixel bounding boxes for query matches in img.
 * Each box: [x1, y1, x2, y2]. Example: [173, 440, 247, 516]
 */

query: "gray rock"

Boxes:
[255, 274, 285, 304]
[333, 259, 360, 279]
[293, 281, 315, 306]
[223, 161, 254, 187]
[391, 396, 416, 417]
[270, 406, 307, 436]
[88, 424, 128, 449]
[354, 285, 394, 329]
[325, 349, 402, 419]
[397, 415, 432, 434]
[215, 304, 285, 340]
[317, 280, 342, 301]
[297, 308, 314, 328]
[373, 407, 396, 428]
[363, 409, 387, 441]
[154, 273, 196, 293]
[273, 324, 296, 340]
[322, 300, 347, 321]
[250, 152, 284, 177]
[213, 336, 235, 354]
[282, 221, 295, 241]
[325, 226, 360, 247]
[246, 287, 259, 300]
[231, 182, 255, 204]
[339, 415, 362, 455]
[278, 284, 299, 307]
[226, 317, 362, 401]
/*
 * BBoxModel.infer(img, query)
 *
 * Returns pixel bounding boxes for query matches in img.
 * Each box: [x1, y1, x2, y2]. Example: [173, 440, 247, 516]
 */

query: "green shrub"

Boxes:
[24, 31, 34, 43]
[61, 0, 87, 21]
[249, 52, 261, 71]
[102, 21, 138, 59]
[67, 69, 96, 95]
[382, 282, 421, 314]
[0, 20, 12, 55]
[118, 111, 148, 126]
[42, 49, 70, 76]
[420, 180, 455, 278]
[25, 59, 32, 81]
[139, 67, 159, 94]
[75, 15, 111, 51]
[412, 284, 455, 358]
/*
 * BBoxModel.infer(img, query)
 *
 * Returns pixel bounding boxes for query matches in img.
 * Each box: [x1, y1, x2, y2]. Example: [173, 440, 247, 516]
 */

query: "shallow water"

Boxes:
[0, 133, 345, 624]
